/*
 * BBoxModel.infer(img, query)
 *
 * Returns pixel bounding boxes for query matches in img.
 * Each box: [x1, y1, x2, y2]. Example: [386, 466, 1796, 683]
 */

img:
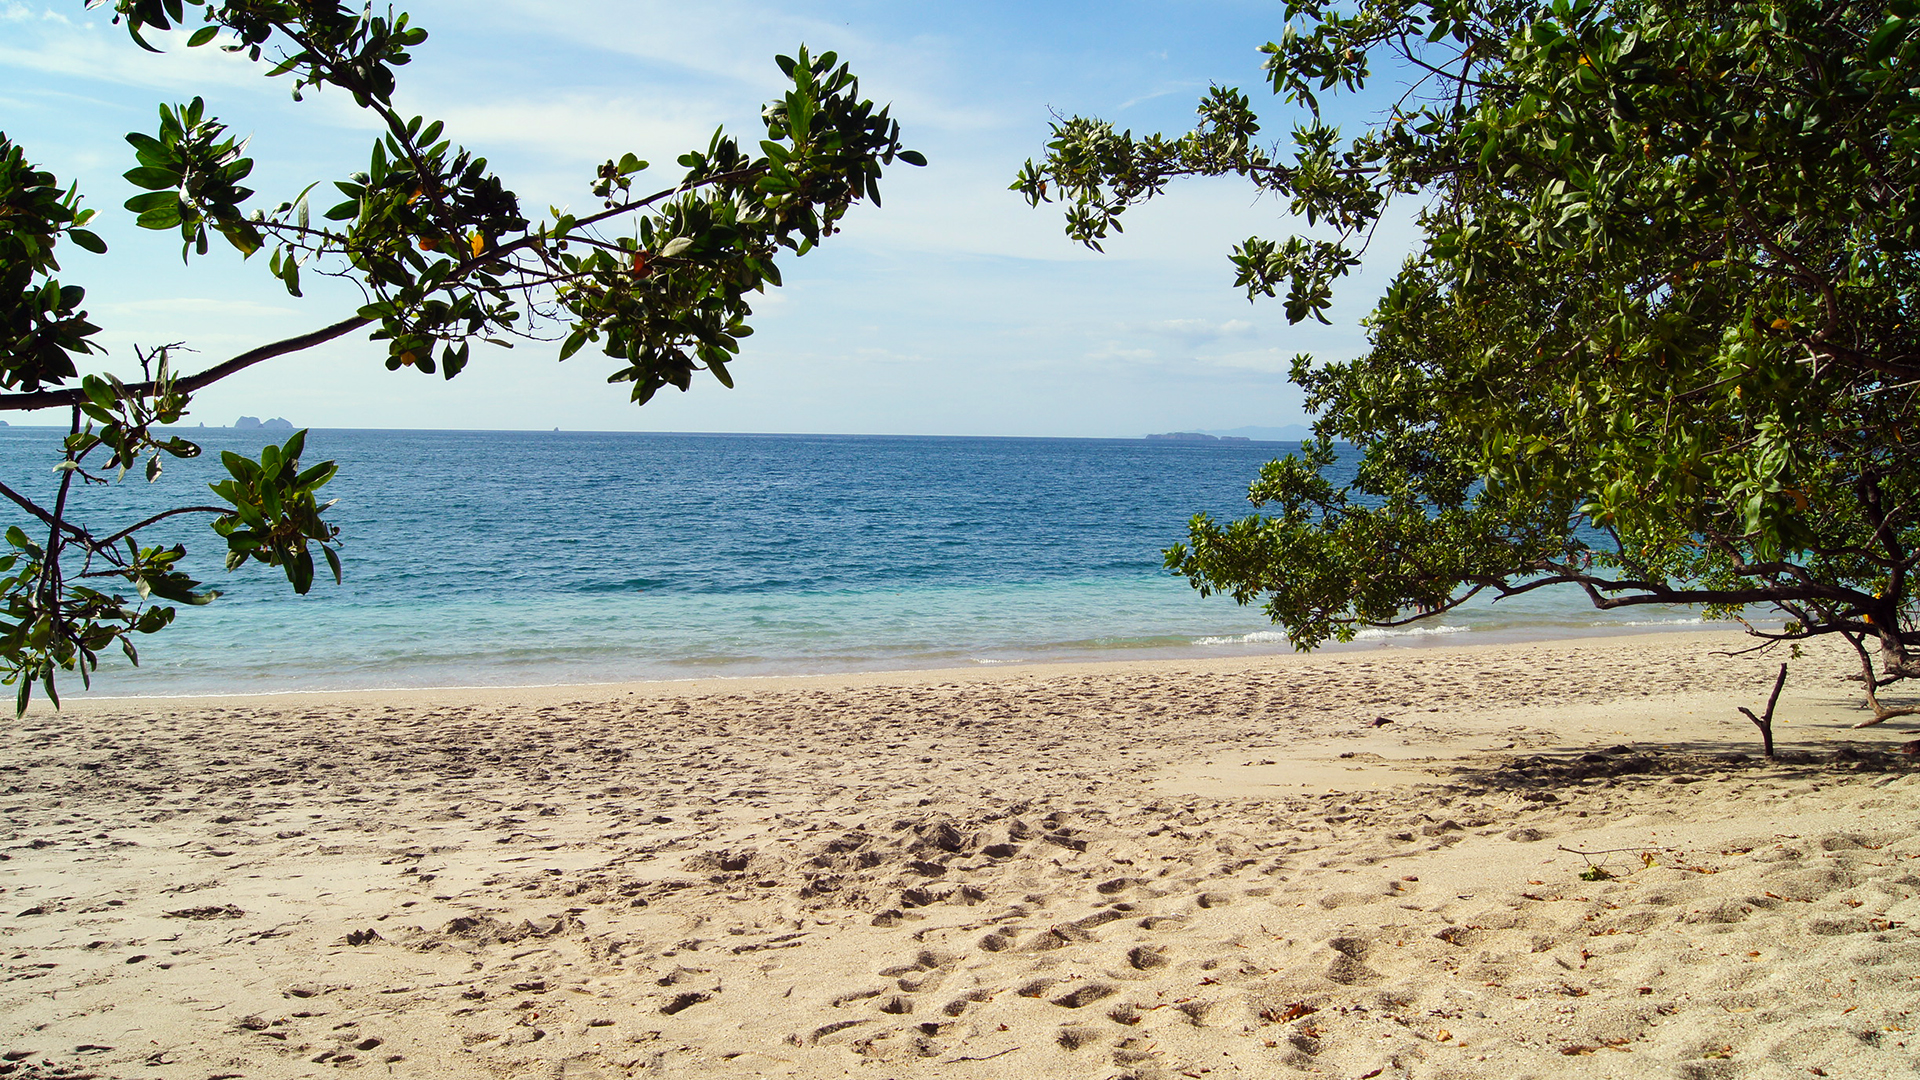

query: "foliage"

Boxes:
[0, 1, 922, 709]
[1020, 0, 1920, 720]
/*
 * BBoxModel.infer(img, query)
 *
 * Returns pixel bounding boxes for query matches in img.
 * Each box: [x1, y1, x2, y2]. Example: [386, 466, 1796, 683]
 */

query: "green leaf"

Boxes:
[124, 190, 179, 213]
[123, 166, 184, 191]
[81, 376, 116, 410]
[124, 131, 167, 163]
[290, 549, 314, 594]
[1869, 15, 1911, 62]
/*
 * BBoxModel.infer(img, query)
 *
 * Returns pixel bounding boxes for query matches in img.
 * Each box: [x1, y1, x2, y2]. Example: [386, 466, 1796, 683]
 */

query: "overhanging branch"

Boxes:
[0, 315, 371, 412]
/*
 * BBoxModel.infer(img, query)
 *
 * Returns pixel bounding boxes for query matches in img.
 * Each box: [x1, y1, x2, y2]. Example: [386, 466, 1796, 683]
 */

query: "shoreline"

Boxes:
[6, 630, 1918, 1078]
[48, 623, 1753, 714]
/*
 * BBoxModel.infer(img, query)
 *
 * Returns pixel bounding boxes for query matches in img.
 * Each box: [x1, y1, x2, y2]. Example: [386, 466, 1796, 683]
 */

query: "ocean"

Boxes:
[0, 427, 1711, 696]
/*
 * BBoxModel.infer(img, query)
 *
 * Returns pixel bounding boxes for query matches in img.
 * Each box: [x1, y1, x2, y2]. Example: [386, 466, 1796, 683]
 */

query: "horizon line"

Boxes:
[0, 424, 1321, 442]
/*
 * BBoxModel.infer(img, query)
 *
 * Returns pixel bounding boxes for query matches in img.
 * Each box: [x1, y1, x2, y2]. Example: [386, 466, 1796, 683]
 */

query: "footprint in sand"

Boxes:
[890, 968, 945, 993]
[1024, 925, 1094, 951]
[1126, 945, 1170, 971]
[1050, 982, 1117, 1008]
[829, 986, 884, 1007]
[808, 1018, 869, 1045]
[1056, 1024, 1101, 1049]
[1324, 936, 1382, 985]
[1073, 906, 1132, 929]
[1016, 977, 1057, 998]
[940, 989, 992, 1016]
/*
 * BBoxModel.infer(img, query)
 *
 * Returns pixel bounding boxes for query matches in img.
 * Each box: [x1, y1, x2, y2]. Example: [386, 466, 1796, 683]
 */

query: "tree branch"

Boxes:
[97, 506, 232, 548]
[0, 315, 371, 412]
[0, 477, 94, 546]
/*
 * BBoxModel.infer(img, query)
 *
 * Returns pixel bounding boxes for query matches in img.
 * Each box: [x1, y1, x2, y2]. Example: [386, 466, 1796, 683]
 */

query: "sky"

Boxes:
[1, 0, 1421, 437]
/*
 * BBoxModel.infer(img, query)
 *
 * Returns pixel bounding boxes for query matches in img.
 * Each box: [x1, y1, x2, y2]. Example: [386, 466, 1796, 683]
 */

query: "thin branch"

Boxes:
[0, 315, 371, 412]
[97, 506, 232, 548]
[0, 478, 95, 546]
[1337, 582, 1490, 628]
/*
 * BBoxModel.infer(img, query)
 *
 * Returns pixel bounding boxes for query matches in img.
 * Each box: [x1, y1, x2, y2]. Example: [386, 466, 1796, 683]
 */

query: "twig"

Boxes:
[1556, 844, 1658, 880]
[941, 1047, 1018, 1063]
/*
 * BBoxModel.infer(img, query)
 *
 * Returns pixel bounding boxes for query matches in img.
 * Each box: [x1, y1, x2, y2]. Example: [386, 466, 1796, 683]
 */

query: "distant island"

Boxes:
[233, 416, 295, 430]
[1142, 424, 1314, 442]
[1144, 431, 1251, 443]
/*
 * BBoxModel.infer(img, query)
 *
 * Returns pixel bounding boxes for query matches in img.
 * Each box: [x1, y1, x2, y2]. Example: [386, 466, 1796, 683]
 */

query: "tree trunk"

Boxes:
[1846, 631, 1920, 727]
[1737, 663, 1788, 759]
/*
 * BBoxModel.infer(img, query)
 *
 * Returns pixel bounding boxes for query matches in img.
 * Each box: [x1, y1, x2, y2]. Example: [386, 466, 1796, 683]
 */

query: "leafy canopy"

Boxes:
[1020, 0, 1920, 721]
[0, 0, 923, 710]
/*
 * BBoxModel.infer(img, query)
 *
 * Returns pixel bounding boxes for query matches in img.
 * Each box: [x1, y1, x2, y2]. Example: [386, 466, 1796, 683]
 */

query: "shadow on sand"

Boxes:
[1445, 739, 1919, 794]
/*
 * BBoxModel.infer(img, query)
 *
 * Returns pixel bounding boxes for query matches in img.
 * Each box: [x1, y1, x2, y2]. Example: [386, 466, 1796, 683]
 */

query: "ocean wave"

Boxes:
[1605, 617, 1705, 627]
[1192, 631, 1293, 646]
[1351, 624, 1470, 640]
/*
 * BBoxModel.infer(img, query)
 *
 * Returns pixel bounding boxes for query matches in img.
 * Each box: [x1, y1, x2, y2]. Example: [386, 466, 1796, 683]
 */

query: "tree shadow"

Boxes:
[1444, 740, 1918, 793]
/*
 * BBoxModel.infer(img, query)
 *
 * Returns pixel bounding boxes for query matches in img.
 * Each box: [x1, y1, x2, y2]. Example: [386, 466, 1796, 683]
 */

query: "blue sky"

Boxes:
[2, 1, 1418, 436]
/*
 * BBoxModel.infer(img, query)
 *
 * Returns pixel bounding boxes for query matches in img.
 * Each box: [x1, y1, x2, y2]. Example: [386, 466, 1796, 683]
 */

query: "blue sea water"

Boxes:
[0, 427, 1709, 696]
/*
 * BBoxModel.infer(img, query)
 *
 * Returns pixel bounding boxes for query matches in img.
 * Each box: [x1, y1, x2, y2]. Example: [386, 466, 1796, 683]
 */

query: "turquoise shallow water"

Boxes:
[0, 428, 1714, 696]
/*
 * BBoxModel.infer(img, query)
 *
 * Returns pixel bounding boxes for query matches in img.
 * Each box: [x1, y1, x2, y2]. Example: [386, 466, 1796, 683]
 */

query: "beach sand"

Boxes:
[3, 630, 1918, 1079]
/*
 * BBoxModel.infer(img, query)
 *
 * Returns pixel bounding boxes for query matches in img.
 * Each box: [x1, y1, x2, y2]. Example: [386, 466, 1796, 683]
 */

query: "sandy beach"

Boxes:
[4, 630, 1918, 1079]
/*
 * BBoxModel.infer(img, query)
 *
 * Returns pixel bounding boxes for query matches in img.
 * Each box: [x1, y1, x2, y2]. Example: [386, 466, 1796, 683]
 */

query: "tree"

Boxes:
[0, 1, 923, 710]
[1018, 0, 1920, 723]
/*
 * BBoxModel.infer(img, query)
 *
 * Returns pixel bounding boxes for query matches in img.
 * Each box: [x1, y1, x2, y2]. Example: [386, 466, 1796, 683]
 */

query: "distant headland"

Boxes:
[233, 416, 295, 431]
[1144, 431, 1251, 443]
[1141, 424, 1311, 443]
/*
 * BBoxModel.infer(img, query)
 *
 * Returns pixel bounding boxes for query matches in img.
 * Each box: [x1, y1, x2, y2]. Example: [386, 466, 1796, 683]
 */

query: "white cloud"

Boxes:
[0, 16, 265, 94]
[2, 4, 71, 23]
[467, 0, 850, 100]
[1084, 342, 1159, 363]
[427, 94, 718, 163]
[1116, 80, 1205, 112]
[471, 0, 1012, 135]
[1142, 317, 1257, 344]
[1200, 347, 1305, 374]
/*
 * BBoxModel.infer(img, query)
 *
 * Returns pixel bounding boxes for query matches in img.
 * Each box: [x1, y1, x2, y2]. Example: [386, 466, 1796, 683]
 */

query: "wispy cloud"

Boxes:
[484, 0, 849, 91]
[1084, 342, 1159, 364]
[1141, 317, 1257, 344]
[1199, 347, 1303, 374]
[2, 3, 73, 23]
[0, 14, 264, 94]
[427, 94, 722, 168]
[1116, 80, 1206, 113]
